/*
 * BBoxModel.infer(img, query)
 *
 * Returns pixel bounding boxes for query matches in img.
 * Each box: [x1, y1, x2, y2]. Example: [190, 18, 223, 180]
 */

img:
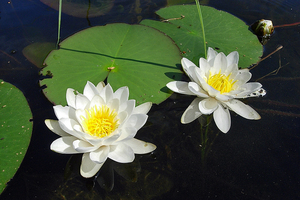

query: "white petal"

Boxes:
[83, 81, 99, 100]
[75, 93, 90, 110]
[198, 98, 218, 114]
[53, 105, 75, 120]
[123, 138, 156, 154]
[212, 52, 227, 74]
[45, 119, 69, 137]
[100, 83, 113, 104]
[213, 104, 231, 133]
[234, 82, 262, 98]
[118, 100, 135, 118]
[75, 109, 86, 126]
[223, 99, 261, 120]
[50, 136, 79, 154]
[215, 93, 233, 102]
[199, 57, 210, 78]
[96, 82, 105, 93]
[181, 98, 202, 124]
[73, 139, 98, 153]
[205, 84, 220, 97]
[66, 88, 76, 108]
[102, 131, 121, 145]
[188, 82, 209, 98]
[89, 95, 105, 109]
[89, 146, 109, 164]
[80, 153, 103, 178]
[181, 58, 198, 82]
[166, 81, 195, 95]
[116, 126, 137, 142]
[113, 86, 129, 103]
[125, 113, 148, 131]
[59, 118, 85, 140]
[207, 47, 218, 63]
[107, 98, 120, 113]
[225, 63, 238, 77]
[234, 70, 251, 86]
[108, 143, 135, 163]
[226, 51, 239, 67]
[133, 102, 152, 115]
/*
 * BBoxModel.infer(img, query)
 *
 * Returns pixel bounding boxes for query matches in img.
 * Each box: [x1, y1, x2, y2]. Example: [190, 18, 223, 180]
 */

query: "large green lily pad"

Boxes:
[141, 5, 262, 68]
[41, 23, 182, 106]
[0, 80, 32, 194]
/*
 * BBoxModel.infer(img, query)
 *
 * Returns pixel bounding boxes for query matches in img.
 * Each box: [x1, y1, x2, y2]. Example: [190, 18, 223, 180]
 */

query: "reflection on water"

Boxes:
[1, 0, 300, 199]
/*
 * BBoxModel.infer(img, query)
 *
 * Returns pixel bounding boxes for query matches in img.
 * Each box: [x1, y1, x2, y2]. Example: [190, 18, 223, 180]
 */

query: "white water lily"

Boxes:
[45, 81, 156, 178]
[167, 47, 265, 133]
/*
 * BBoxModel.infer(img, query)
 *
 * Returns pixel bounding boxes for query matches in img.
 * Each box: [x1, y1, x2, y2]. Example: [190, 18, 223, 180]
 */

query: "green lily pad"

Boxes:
[41, 23, 182, 106]
[141, 5, 262, 68]
[0, 80, 32, 194]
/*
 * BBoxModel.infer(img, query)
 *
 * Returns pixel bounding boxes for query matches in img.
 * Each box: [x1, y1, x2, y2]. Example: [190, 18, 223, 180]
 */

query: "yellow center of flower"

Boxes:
[81, 105, 119, 138]
[207, 71, 236, 94]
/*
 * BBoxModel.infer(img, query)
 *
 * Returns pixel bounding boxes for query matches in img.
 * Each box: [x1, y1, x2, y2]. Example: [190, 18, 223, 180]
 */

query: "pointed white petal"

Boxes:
[226, 51, 239, 67]
[212, 52, 227, 74]
[113, 86, 129, 103]
[215, 93, 232, 102]
[89, 95, 105, 109]
[188, 82, 209, 97]
[116, 126, 137, 142]
[181, 98, 202, 124]
[199, 57, 210, 78]
[181, 58, 198, 82]
[80, 153, 103, 178]
[207, 47, 217, 62]
[73, 139, 98, 153]
[199, 98, 218, 114]
[107, 98, 120, 113]
[53, 105, 76, 120]
[83, 81, 99, 100]
[75, 93, 90, 110]
[213, 104, 231, 133]
[125, 113, 148, 131]
[124, 138, 156, 154]
[96, 82, 105, 93]
[108, 143, 135, 163]
[234, 82, 263, 98]
[100, 83, 113, 104]
[50, 136, 79, 154]
[102, 130, 121, 145]
[89, 146, 109, 164]
[45, 119, 69, 137]
[66, 88, 76, 108]
[133, 102, 152, 115]
[119, 100, 135, 116]
[59, 118, 85, 140]
[234, 70, 251, 86]
[166, 81, 195, 95]
[223, 99, 261, 119]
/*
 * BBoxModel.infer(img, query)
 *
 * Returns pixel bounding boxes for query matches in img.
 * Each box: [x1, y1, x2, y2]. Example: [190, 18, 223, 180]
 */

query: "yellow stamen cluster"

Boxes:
[81, 105, 119, 138]
[207, 71, 236, 94]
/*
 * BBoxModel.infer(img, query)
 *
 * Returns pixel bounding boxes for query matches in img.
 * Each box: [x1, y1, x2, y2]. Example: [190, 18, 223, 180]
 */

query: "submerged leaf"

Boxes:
[40, 0, 114, 18]
[22, 42, 56, 68]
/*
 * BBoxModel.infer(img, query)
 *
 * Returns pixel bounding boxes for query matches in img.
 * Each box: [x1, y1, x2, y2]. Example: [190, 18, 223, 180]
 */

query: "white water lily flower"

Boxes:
[45, 81, 156, 178]
[167, 47, 265, 133]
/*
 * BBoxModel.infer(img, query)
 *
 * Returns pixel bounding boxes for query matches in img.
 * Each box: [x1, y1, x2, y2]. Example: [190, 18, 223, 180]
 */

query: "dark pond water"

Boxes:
[1, 0, 300, 199]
